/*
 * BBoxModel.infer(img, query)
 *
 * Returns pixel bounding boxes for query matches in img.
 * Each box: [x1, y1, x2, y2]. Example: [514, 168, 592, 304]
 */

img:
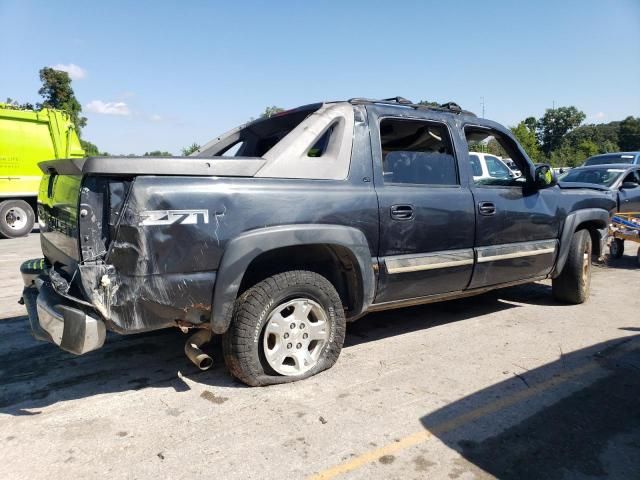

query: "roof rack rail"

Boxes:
[348, 97, 476, 116]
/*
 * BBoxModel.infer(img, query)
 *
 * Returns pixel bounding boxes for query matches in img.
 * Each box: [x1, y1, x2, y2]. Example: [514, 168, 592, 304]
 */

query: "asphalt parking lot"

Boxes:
[1, 233, 638, 480]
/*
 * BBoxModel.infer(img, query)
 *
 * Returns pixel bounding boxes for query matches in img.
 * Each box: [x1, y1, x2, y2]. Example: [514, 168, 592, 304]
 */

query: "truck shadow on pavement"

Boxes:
[419, 334, 640, 479]
[0, 282, 564, 415]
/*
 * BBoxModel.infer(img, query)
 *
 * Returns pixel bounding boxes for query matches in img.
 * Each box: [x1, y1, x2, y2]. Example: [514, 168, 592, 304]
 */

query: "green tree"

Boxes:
[511, 122, 542, 162]
[37, 67, 87, 134]
[564, 123, 619, 154]
[417, 100, 440, 107]
[80, 140, 100, 156]
[549, 142, 579, 167]
[618, 116, 640, 151]
[523, 116, 537, 134]
[143, 150, 172, 157]
[181, 143, 201, 156]
[487, 138, 507, 157]
[537, 106, 586, 156]
[260, 106, 284, 118]
[4, 97, 35, 110]
[576, 139, 599, 159]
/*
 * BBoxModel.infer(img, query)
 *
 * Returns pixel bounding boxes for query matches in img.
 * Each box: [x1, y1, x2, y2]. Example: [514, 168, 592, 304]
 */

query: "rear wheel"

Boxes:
[609, 238, 624, 259]
[223, 270, 346, 386]
[637, 246, 640, 267]
[0, 200, 35, 239]
[552, 229, 592, 304]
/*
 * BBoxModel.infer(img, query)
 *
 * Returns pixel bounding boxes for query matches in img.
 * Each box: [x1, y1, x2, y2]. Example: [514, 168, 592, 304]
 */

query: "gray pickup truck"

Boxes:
[21, 97, 615, 386]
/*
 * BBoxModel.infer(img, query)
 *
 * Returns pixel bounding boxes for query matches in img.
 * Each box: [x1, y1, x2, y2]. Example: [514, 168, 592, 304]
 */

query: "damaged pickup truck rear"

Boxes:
[21, 98, 616, 386]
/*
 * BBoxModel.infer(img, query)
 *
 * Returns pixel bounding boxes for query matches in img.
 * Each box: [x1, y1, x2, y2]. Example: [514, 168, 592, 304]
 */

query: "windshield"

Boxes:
[559, 168, 625, 187]
[583, 154, 635, 166]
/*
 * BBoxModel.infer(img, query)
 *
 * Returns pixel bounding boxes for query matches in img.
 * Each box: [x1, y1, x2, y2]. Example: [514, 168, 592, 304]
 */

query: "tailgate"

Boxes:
[38, 169, 82, 275]
[37, 158, 132, 280]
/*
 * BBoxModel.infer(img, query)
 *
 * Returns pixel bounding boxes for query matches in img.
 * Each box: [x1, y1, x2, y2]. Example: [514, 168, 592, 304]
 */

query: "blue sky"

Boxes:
[1, 0, 639, 155]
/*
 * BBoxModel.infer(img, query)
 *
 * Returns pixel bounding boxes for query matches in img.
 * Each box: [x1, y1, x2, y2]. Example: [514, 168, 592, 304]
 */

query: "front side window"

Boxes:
[465, 127, 528, 187]
[380, 118, 458, 186]
[622, 170, 640, 184]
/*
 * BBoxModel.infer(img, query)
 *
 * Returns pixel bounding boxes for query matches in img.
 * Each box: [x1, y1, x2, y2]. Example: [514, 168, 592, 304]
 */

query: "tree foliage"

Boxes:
[4, 97, 35, 110]
[143, 150, 173, 157]
[80, 140, 100, 156]
[181, 143, 201, 156]
[417, 100, 440, 107]
[37, 67, 87, 135]
[260, 106, 284, 118]
[536, 106, 585, 156]
[511, 122, 542, 162]
[618, 116, 640, 151]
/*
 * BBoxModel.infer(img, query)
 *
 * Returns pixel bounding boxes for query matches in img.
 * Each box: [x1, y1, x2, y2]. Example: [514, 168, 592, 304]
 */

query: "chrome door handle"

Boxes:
[478, 202, 496, 216]
[390, 204, 414, 220]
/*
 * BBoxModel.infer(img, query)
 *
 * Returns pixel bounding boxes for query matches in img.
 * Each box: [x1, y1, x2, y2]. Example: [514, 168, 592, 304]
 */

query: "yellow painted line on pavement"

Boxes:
[308, 343, 638, 480]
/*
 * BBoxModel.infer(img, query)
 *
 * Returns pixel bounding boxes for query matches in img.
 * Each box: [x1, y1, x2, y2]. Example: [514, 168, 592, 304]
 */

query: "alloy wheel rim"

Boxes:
[262, 298, 330, 376]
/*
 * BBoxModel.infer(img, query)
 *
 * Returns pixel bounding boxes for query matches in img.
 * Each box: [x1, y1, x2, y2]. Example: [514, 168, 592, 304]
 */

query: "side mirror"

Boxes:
[621, 181, 639, 190]
[534, 164, 557, 188]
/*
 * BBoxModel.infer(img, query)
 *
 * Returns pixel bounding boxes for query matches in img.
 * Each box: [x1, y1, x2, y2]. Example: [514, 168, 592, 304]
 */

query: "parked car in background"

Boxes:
[582, 152, 640, 166]
[468, 152, 521, 183]
[559, 164, 640, 212]
[553, 167, 571, 175]
[501, 158, 522, 177]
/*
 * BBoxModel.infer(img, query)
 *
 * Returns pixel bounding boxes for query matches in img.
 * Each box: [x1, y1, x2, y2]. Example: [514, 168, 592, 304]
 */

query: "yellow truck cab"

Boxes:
[0, 104, 84, 238]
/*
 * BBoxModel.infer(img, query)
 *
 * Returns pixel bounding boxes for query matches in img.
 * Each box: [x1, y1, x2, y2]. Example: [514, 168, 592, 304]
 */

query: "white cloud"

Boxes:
[149, 114, 163, 122]
[50, 63, 87, 80]
[85, 100, 131, 116]
[594, 112, 606, 119]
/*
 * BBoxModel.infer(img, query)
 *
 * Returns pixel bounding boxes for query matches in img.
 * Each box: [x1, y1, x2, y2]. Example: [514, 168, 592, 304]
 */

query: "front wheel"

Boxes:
[552, 229, 592, 304]
[0, 200, 35, 239]
[223, 271, 346, 386]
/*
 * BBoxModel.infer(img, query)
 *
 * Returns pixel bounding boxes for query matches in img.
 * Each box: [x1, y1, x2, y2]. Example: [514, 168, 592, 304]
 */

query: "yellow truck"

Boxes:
[0, 104, 84, 237]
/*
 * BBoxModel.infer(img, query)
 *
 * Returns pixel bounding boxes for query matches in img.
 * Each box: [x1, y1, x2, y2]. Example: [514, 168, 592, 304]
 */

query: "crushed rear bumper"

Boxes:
[20, 258, 106, 355]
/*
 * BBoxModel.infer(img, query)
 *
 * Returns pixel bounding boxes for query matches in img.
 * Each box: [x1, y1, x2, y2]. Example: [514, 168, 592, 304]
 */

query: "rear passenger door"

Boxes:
[371, 115, 476, 304]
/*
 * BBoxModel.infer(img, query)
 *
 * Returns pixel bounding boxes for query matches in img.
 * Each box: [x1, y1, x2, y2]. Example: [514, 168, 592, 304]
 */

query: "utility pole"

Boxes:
[480, 96, 485, 117]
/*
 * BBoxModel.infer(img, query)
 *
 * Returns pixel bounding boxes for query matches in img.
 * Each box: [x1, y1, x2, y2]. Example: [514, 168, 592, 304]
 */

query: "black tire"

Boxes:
[552, 229, 592, 304]
[636, 247, 640, 267]
[223, 270, 346, 386]
[609, 238, 624, 259]
[0, 200, 35, 239]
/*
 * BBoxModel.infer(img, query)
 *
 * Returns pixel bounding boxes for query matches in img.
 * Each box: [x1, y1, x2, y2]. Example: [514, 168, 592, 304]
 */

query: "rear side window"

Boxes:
[485, 155, 512, 179]
[380, 118, 458, 186]
[584, 154, 635, 166]
[469, 154, 483, 176]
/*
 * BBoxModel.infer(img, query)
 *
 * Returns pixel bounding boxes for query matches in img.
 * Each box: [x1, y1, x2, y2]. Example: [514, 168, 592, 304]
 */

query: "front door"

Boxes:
[618, 168, 640, 212]
[372, 115, 476, 304]
[463, 125, 561, 288]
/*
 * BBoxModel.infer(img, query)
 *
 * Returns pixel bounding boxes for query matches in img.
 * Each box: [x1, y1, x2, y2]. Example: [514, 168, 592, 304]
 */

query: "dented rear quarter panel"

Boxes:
[95, 176, 379, 333]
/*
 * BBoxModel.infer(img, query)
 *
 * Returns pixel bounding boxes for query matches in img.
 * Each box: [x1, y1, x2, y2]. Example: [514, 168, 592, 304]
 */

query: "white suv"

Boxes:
[469, 152, 521, 181]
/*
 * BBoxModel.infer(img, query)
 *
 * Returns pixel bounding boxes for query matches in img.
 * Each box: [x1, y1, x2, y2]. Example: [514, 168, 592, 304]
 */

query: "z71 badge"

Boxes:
[140, 209, 209, 226]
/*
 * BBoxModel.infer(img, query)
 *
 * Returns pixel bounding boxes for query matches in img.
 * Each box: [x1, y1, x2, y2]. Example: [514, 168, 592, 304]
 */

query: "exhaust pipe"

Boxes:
[184, 329, 213, 370]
